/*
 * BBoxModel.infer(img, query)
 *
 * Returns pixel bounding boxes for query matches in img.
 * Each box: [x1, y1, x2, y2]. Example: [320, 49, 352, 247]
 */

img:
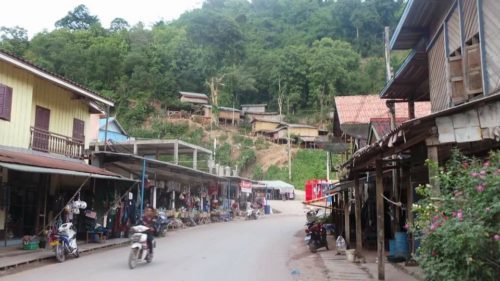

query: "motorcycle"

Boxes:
[245, 207, 259, 220]
[153, 211, 169, 237]
[51, 222, 79, 262]
[306, 221, 329, 253]
[128, 224, 155, 269]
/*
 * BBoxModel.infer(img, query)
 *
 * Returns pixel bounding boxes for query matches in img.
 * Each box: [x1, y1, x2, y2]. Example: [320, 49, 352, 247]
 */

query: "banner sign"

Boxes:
[240, 181, 252, 193]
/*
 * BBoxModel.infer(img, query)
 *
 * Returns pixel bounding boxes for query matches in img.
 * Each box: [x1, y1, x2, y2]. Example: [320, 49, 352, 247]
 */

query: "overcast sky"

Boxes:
[1, 0, 204, 38]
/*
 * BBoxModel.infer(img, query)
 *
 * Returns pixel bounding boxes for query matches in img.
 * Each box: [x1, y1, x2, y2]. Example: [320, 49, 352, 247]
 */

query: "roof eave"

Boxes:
[0, 52, 114, 107]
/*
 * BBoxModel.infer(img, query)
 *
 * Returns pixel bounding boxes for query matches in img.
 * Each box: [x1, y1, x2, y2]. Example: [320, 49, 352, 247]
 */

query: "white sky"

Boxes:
[1, 0, 204, 38]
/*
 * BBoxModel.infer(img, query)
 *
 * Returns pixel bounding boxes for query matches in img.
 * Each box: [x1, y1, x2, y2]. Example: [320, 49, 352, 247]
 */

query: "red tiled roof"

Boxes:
[370, 117, 408, 140]
[0, 148, 118, 176]
[334, 95, 431, 125]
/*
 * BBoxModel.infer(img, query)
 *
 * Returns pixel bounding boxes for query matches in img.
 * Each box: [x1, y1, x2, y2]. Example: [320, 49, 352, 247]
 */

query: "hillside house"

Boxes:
[241, 104, 266, 114]
[250, 118, 282, 136]
[203, 105, 241, 125]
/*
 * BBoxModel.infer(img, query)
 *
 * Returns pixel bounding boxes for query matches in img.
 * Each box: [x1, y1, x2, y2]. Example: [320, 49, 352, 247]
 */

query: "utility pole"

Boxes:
[384, 26, 393, 82]
[326, 151, 330, 181]
[288, 125, 291, 181]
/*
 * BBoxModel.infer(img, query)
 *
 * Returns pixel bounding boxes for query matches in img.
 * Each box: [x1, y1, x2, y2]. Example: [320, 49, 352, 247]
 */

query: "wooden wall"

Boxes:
[289, 127, 319, 137]
[482, 0, 500, 94]
[0, 61, 34, 148]
[32, 77, 92, 149]
[252, 121, 280, 133]
[462, 0, 479, 42]
[447, 5, 461, 54]
[428, 31, 450, 112]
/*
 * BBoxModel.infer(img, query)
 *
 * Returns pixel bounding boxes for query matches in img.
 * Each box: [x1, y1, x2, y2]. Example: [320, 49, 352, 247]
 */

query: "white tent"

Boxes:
[258, 180, 295, 194]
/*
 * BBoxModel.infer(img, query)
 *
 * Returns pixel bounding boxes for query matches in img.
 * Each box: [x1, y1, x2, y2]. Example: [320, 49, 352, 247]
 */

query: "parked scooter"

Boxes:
[306, 221, 329, 253]
[128, 224, 155, 269]
[246, 206, 259, 220]
[153, 211, 169, 237]
[52, 222, 79, 262]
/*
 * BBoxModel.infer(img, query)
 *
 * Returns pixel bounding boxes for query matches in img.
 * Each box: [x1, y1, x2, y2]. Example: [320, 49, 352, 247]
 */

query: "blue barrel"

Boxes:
[264, 205, 271, 214]
[389, 239, 396, 256]
[395, 232, 409, 258]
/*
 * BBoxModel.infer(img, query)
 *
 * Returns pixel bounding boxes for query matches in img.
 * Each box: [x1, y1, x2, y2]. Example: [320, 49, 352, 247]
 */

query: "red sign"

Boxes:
[240, 181, 252, 193]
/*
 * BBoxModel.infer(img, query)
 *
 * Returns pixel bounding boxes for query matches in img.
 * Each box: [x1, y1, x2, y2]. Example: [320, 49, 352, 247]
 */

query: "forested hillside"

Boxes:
[0, 0, 404, 131]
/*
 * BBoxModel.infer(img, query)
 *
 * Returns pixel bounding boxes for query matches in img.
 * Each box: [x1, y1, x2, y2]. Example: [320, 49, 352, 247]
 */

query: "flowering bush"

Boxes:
[411, 149, 500, 281]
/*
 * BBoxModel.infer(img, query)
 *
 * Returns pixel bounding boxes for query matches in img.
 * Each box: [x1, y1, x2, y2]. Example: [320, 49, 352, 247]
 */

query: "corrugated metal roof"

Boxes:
[370, 117, 408, 141]
[391, 0, 454, 50]
[334, 95, 431, 125]
[179, 91, 208, 99]
[379, 50, 429, 100]
[0, 147, 120, 177]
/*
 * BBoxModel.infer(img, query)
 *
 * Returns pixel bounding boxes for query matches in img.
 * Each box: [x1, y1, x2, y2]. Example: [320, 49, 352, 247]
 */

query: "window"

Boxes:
[73, 118, 85, 143]
[0, 84, 12, 121]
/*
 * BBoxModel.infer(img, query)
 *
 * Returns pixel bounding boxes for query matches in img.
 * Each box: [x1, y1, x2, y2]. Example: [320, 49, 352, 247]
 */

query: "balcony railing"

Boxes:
[29, 126, 84, 159]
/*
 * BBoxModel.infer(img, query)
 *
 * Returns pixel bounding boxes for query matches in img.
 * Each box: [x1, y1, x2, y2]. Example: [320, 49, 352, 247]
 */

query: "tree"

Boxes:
[0, 26, 29, 56]
[109, 18, 129, 32]
[55, 5, 100, 30]
[307, 38, 360, 124]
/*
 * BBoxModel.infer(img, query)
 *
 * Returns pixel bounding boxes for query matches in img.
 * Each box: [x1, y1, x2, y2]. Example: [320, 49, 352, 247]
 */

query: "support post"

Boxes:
[344, 190, 350, 246]
[408, 100, 415, 119]
[152, 186, 157, 209]
[376, 158, 385, 280]
[172, 190, 176, 210]
[140, 159, 146, 217]
[133, 144, 138, 155]
[193, 149, 198, 170]
[354, 173, 362, 255]
[403, 164, 413, 255]
[426, 136, 440, 195]
[104, 106, 110, 151]
[174, 140, 179, 165]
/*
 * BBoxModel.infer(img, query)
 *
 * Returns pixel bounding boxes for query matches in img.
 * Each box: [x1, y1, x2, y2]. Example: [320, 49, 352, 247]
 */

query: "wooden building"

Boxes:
[250, 118, 283, 136]
[337, 1, 500, 279]
[203, 105, 241, 125]
[332, 95, 430, 161]
[0, 50, 131, 243]
[241, 104, 266, 114]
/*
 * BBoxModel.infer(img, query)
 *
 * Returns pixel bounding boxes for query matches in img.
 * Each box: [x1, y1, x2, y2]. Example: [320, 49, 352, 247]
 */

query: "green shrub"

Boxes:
[411, 149, 500, 281]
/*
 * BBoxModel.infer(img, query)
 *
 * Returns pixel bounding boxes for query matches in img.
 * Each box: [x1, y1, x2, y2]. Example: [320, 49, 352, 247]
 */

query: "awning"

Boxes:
[258, 180, 294, 194]
[0, 147, 131, 180]
[0, 162, 135, 181]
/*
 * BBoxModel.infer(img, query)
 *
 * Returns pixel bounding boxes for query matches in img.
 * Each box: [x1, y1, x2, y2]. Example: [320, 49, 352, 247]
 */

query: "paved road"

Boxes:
[3, 213, 305, 281]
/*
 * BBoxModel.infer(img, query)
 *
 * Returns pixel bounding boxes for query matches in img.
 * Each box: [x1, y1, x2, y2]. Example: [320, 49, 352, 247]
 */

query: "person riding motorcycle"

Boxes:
[142, 207, 156, 257]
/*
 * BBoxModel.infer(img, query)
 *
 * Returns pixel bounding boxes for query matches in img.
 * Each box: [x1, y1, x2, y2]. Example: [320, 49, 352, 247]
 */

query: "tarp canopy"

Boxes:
[258, 180, 294, 194]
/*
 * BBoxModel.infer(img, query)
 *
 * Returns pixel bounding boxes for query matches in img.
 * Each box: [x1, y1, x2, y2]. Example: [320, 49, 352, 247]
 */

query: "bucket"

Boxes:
[264, 205, 271, 215]
[389, 239, 396, 256]
[395, 232, 409, 258]
[346, 249, 356, 262]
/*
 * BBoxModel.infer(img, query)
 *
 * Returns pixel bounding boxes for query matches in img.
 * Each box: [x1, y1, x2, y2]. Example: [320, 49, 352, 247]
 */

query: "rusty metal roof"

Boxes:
[0, 147, 119, 177]
[334, 95, 431, 125]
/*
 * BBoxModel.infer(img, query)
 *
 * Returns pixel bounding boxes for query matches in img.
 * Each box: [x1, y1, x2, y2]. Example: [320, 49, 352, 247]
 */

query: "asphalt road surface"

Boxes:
[4, 211, 306, 281]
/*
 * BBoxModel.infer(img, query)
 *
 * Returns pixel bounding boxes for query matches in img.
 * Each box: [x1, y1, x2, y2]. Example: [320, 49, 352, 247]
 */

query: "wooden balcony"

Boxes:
[29, 126, 84, 159]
